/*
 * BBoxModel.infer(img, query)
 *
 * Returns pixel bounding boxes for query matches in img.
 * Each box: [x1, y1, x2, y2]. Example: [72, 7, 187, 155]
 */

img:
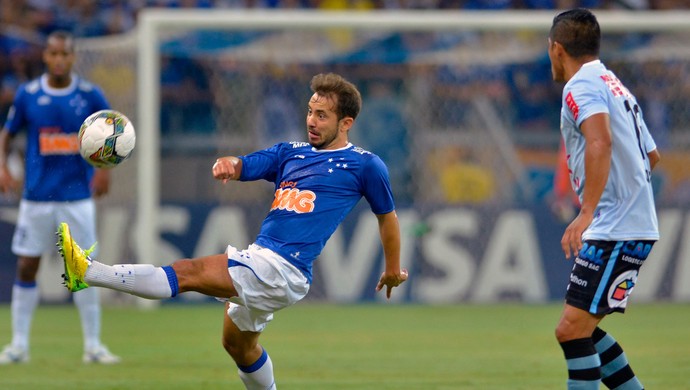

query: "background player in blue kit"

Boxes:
[0, 31, 120, 364]
[57, 72, 408, 389]
[548, 9, 660, 390]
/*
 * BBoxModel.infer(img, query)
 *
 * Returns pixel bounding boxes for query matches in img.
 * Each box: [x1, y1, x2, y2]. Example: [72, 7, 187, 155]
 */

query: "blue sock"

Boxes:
[237, 348, 276, 389]
[162, 266, 179, 297]
[560, 338, 601, 390]
[593, 327, 644, 390]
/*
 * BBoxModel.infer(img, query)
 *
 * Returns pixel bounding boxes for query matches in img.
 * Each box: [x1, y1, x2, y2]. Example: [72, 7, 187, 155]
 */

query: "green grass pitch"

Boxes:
[0, 302, 688, 389]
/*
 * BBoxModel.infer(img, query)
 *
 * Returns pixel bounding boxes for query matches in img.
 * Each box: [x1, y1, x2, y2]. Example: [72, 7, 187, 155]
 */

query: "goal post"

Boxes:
[125, 8, 690, 304]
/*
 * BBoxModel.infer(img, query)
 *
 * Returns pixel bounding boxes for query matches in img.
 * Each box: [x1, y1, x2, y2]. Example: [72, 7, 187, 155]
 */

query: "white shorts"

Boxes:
[223, 244, 309, 332]
[12, 199, 97, 258]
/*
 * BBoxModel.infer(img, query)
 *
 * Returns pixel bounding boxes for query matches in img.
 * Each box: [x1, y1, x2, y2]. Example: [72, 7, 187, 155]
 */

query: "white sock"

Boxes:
[85, 261, 176, 299]
[10, 283, 39, 350]
[238, 348, 277, 390]
[73, 287, 101, 352]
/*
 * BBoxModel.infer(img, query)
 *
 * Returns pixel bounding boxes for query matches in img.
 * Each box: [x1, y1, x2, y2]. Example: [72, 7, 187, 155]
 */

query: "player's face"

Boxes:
[306, 93, 351, 150]
[43, 37, 75, 84]
[548, 38, 565, 82]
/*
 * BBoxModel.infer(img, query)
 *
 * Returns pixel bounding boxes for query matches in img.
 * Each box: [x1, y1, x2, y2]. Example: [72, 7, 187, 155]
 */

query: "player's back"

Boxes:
[563, 61, 658, 241]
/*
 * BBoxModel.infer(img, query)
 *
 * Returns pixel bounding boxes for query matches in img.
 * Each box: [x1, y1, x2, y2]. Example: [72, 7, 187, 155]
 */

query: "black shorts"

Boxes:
[565, 239, 655, 315]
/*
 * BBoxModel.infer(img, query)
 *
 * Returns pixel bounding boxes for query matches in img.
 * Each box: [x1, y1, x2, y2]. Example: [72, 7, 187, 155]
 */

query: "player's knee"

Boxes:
[555, 319, 592, 343]
[16, 258, 40, 282]
[555, 326, 566, 343]
[222, 337, 251, 364]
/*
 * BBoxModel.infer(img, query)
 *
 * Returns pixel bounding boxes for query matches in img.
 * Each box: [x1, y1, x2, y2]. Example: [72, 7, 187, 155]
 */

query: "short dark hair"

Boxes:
[46, 30, 75, 52]
[549, 8, 600, 59]
[310, 73, 362, 120]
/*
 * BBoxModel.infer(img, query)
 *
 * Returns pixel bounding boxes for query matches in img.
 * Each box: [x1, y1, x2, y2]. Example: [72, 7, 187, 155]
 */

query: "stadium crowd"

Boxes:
[2, 0, 688, 124]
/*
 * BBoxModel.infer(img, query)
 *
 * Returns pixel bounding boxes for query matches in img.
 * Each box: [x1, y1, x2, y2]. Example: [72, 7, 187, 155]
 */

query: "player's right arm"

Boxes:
[374, 210, 408, 299]
[0, 128, 19, 194]
[561, 112, 611, 259]
[212, 156, 243, 184]
[0, 89, 25, 195]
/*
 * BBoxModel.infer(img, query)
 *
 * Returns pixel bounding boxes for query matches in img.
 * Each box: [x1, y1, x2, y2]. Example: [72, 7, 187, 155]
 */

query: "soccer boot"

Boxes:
[83, 345, 121, 365]
[56, 222, 95, 292]
[0, 345, 29, 364]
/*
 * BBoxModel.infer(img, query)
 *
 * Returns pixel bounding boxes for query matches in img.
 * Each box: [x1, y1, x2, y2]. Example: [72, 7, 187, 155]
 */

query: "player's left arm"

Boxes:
[648, 149, 660, 170]
[374, 210, 408, 299]
[90, 168, 110, 198]
[561, 112, 611, 259]
[639, 112, 661, 170]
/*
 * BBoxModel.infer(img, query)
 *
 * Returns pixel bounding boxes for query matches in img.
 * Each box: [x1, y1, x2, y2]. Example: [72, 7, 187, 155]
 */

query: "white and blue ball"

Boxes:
[78, 109, 136, 168]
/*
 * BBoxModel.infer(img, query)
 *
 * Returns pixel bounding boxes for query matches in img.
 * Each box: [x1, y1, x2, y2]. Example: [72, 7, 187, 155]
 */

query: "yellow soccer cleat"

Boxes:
[56, 222, 95, 292]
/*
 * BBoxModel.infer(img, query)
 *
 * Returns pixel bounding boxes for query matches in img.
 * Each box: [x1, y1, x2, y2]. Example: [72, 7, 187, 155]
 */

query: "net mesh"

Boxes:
[75, 22, 690, 208]
[70, 13, 690, 303]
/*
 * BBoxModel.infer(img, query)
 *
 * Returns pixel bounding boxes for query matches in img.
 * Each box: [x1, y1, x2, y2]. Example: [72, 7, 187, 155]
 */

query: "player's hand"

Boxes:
[376, 268, 409, 299]
[212, 157, 236, 184]
[0, 165, 19, 195]
[561, 210, 593, 259]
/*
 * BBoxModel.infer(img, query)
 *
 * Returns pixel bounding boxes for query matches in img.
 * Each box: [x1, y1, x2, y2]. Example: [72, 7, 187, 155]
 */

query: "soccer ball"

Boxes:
[78, 109, 136, 168]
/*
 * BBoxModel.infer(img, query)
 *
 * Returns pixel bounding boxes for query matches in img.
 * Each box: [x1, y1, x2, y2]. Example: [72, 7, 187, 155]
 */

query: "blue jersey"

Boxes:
[239, 142, 396, 282]
[4, 74, 110, 201]
[560, 60, 658, 241]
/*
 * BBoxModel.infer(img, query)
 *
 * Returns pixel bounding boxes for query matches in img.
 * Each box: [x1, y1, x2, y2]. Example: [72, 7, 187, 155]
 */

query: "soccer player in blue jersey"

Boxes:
[0, 30, 120, 364]
[548, 9, 660, 390]
[57, 72, 408, 389]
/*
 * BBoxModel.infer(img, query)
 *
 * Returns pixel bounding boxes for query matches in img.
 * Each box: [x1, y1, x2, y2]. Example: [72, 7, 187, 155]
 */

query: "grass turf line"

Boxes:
[0, 303, 688, 389]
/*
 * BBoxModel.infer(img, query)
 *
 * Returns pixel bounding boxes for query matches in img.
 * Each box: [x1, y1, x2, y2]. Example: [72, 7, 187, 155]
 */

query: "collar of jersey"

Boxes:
[311, 142, 353, 153]
[40, 73, 78, 96]
[581, 59, 602, 69]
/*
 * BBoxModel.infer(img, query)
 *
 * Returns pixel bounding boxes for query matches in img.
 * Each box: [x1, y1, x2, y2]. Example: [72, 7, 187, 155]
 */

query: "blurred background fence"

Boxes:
[1, 4, 689, 305]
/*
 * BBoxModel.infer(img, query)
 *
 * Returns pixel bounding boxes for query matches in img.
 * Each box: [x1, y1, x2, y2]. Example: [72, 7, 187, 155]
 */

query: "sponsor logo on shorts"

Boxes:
[575, 257, 600, 271]
[621, 241, 652, 260]
[621, 255, 644, 265]
[578, 242, 605, 265]
[570, 274, 588, 287]
[607, 270, 638, 309]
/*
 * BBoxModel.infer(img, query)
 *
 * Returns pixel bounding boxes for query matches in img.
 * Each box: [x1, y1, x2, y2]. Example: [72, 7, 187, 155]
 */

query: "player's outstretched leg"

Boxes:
[56, 222, 179, 300]
[592, 327, 643, 389]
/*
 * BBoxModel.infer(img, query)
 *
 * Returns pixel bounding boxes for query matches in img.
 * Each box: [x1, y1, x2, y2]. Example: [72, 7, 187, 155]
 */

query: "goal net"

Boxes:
[72, 9, 690, 304]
